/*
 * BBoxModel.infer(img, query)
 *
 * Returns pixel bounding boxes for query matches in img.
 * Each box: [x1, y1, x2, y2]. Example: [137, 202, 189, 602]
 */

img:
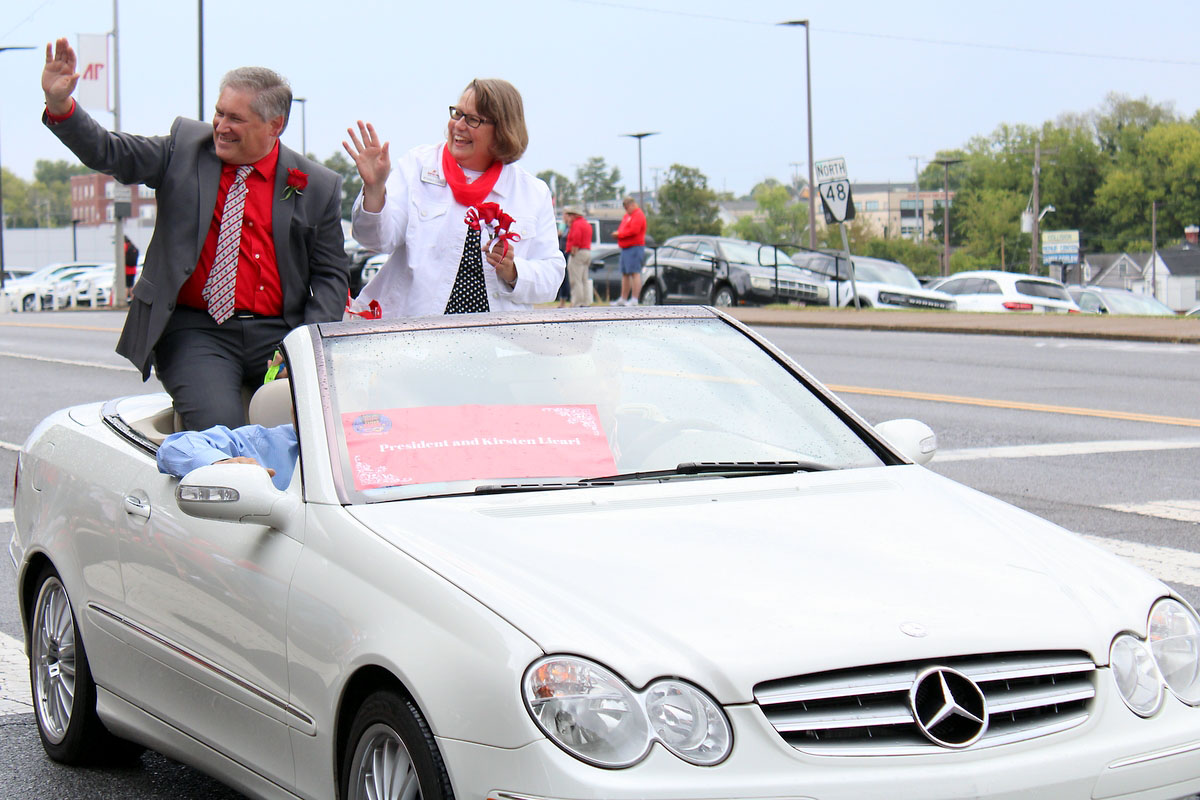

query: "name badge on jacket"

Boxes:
[421, 167, 446, 187]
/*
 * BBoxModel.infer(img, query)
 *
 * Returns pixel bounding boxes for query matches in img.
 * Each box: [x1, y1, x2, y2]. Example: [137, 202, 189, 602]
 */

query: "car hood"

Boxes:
[347, 466, 1164, 702]
[854, 281, 953, 300]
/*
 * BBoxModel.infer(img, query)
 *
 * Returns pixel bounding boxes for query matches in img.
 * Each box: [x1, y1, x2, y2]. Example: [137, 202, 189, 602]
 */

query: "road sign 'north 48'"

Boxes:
[819, 179, 855, 224]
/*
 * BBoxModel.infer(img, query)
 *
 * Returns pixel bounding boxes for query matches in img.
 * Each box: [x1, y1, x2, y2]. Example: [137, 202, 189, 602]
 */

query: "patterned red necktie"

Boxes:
[203, 165, 253, 323]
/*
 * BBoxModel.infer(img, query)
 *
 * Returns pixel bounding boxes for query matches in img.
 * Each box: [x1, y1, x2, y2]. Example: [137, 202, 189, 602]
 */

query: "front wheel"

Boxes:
[342, 690, 454, 800]
[29, 567, 139, 764]
[712, 284, 735, 307]
[21, 294, 36, 312]
[639, 282, 661, 306]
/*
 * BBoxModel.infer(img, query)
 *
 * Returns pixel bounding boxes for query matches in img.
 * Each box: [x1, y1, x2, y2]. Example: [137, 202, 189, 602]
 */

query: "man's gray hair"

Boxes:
[219, 67, 292, 130]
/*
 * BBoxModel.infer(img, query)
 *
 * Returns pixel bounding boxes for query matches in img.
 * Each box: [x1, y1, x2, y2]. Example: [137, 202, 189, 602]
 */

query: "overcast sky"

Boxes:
[3, 0, 1199, 198]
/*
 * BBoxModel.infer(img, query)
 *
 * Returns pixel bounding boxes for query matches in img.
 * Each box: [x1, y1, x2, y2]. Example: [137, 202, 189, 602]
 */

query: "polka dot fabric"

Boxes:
[444, 225, 491, 314]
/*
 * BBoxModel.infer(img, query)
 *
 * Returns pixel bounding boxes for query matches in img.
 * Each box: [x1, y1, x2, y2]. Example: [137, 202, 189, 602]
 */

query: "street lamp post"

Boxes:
[0, 46, 37, 289]
[621, 132, 658, 211]
[292, 97, 307, 156]
[779, 20, 816, 249]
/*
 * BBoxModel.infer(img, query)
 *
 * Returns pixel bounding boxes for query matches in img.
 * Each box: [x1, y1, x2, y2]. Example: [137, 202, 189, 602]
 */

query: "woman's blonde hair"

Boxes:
[464, 78, 528, 164]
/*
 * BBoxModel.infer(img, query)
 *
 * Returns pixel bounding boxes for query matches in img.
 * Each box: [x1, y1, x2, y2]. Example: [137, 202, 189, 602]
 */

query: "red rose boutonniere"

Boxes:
[283, 168, 308, 200]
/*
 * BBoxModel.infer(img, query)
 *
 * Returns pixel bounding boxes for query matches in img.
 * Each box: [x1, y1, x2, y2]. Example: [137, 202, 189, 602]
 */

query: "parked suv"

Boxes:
[641, 236, 828, 307]
[929, 270, 1081, 313]
[789, 251, 955, 310]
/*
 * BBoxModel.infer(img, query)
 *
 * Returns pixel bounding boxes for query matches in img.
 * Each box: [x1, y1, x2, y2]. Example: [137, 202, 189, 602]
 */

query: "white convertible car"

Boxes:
[9, 307, 1200, 800]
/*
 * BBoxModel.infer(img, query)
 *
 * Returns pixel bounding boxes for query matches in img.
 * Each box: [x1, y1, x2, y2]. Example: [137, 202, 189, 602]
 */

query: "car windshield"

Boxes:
[1100, 291, 1175, 315]
[1014, 279, 1071, 301]
[720, 239, 793, 267]
[852, 260, 922, 288]
[321, 317, 884, 502]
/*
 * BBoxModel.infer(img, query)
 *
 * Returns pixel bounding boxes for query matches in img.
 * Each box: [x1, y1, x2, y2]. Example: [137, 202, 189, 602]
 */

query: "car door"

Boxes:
[666, 239, 715, 302]
[109, 439, 302, 787]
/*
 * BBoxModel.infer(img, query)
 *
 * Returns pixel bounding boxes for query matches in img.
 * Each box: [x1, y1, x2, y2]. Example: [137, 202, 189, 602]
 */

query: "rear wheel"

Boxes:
[342, 690, 453, 800]
[21, 294, 35, 312]
[712, 284, 735, 307]
[30, 566, 141, 764]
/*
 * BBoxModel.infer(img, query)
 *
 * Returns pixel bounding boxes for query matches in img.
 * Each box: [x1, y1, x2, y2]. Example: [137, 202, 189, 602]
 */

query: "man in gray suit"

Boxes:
[41, 37, 348, 430]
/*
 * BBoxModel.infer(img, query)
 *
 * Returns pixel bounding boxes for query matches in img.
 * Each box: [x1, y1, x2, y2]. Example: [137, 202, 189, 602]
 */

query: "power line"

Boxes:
[566, 0, 1200, 68]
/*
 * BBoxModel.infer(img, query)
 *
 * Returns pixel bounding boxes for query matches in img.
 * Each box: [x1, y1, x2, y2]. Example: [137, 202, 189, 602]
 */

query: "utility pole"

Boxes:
[1028, 142, 1040, 275]
[1150, 200, 1158, 301]
[910, 156, 921, 242]
[932, 157, 962, 276]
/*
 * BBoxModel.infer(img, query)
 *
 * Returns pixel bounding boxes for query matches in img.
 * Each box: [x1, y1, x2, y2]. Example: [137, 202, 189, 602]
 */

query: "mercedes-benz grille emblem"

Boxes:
[909, 666, 988, 748]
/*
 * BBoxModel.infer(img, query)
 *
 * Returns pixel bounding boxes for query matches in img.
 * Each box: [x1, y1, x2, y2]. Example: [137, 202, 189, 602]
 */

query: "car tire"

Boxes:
[22, 294, 35, 313]
[712, 284, 735, 307]
[341, 690, 453, 800]
[639, 282, 661, 306]
[29, 566, 142, 765]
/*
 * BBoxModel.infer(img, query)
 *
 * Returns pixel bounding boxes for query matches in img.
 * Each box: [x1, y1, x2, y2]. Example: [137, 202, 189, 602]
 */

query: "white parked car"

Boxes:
[41, 264, 115, 310]
[930, 270, 1081, 313]
[790, 251, 956, 310]
[360, 252, 387, 286]
[1068, 286, 1178, 316]
[2, 261, 110, 312]
[11, 308, 1200, 800]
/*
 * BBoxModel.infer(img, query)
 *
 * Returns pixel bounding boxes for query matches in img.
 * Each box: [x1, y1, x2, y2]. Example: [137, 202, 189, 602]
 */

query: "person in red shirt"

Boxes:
[563, 206, 593, 306]
[612, 196, 646, 306]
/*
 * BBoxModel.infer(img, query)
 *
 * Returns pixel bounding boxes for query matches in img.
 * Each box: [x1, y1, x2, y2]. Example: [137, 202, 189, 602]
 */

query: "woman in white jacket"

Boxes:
[345, 79, 564, 318]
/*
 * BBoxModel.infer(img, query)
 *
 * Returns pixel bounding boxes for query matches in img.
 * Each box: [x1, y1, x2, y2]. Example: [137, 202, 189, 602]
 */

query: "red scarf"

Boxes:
[441, 144, 503, 208]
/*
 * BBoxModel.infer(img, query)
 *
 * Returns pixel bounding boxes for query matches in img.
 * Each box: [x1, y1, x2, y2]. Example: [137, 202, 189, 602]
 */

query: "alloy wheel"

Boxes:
[32, 577, 77, 744]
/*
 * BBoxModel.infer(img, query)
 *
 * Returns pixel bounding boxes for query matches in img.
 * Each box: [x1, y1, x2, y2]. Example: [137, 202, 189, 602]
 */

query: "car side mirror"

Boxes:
[874, 418, 938, 466]
[176, 463, 299, 528]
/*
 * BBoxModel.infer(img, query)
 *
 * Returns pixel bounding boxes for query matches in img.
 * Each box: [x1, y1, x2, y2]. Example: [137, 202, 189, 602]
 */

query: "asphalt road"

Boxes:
[0, 309, 1198, 799]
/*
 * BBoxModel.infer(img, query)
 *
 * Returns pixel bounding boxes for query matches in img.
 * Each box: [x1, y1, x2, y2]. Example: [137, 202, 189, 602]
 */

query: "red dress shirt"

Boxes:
[565, 216, 592, 252]
[177, 142, 283, 316]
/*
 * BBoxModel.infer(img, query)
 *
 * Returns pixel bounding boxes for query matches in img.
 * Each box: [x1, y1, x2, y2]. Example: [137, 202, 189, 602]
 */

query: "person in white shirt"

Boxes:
[344, 79, 564, 318]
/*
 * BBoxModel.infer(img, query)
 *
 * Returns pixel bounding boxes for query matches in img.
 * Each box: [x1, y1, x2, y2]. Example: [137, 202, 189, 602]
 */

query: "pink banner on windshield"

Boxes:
[342, 405, 616, 490]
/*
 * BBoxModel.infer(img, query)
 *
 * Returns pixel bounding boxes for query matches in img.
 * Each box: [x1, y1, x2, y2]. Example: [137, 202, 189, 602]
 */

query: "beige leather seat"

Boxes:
[248, 378, 294, 427]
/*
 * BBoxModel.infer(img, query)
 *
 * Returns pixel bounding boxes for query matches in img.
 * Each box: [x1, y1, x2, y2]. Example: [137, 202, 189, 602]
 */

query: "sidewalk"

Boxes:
[725, 307, 1200, 344]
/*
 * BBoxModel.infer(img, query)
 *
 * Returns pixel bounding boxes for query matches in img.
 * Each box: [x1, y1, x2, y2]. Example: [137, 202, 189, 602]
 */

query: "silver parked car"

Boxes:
[1069, 286, 1178, 316]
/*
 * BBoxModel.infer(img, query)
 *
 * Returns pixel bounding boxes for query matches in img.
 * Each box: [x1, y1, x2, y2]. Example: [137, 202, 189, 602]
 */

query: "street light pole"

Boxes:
[0, 46, 37, 288]
[292, 97, 307, 156]
[621, 132, 658, 210]
[779, 20, 816, 249]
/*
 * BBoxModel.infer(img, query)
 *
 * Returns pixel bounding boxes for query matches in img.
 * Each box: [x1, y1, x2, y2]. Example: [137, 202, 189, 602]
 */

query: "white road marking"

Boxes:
[0, 631, 32, 716]
[1102, 500, 1200, 525]
[1081, 534, 1200, 587]
[937, 439, 1200, 462]
[0, 508, 12, 524]
[1033, 340, 1200, 355]
[0, 350, 138, 372]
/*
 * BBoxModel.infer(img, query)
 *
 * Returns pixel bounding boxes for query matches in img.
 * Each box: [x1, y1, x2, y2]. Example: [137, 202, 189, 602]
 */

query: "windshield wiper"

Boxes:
[581, 460, 832, 484]
[473, 481, 599, 495]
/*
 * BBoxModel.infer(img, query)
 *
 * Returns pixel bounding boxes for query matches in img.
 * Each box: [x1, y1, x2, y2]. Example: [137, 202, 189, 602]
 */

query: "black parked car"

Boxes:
[636, 236, 828, 307]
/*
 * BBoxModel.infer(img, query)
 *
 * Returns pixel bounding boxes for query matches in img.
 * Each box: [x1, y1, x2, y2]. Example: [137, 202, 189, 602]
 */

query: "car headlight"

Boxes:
[1111, 635, 1164, 716]
[643, 679, 731, 765]
[523, 656, 732, 768]
[1148, 598, 1200, 705]
[750, 276, 774, 291]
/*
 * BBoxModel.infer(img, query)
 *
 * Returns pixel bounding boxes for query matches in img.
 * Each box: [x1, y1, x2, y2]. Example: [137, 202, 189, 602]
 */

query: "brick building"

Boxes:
[69, 173, 157, 226]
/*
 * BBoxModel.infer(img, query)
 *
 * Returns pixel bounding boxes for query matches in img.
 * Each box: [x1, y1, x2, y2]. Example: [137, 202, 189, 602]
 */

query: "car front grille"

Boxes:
[877, 291, 954, 310]
[753, 651, 1095, 756]
[775, 278, 824, 302]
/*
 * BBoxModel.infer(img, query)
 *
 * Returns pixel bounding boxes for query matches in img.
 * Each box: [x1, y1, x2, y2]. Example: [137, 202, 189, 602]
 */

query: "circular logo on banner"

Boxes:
[352, 413, 392, 434]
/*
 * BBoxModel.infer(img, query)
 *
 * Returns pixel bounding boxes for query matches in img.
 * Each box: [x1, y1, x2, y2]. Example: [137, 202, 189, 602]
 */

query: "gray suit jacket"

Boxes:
[44, 106, 349, 379]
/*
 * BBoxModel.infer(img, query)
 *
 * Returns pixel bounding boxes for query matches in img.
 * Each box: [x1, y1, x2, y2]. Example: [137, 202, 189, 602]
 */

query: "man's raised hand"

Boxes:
[42, 37, 79, 115]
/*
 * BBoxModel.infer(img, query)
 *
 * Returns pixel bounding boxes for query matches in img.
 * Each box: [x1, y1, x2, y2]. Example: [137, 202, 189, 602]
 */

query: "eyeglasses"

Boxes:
[449, 106, 494, 129]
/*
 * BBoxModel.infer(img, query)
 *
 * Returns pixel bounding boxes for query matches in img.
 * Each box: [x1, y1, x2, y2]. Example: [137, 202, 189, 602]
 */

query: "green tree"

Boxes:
[19, 159, 92, 227]
[729, 181, 808, 245]
[1, 168, 34, 228]
[575, 157, 622, 206]
[1092, 92, 1179, 160]
[646, 164, 720, 241]
[322, 152, 362, 220]
[536, 170, 577, 207]
[859, 237, 942, 276]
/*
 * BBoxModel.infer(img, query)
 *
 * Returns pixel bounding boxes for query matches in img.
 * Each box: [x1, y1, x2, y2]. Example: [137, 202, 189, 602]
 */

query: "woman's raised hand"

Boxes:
[343, 121, 391, 187]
